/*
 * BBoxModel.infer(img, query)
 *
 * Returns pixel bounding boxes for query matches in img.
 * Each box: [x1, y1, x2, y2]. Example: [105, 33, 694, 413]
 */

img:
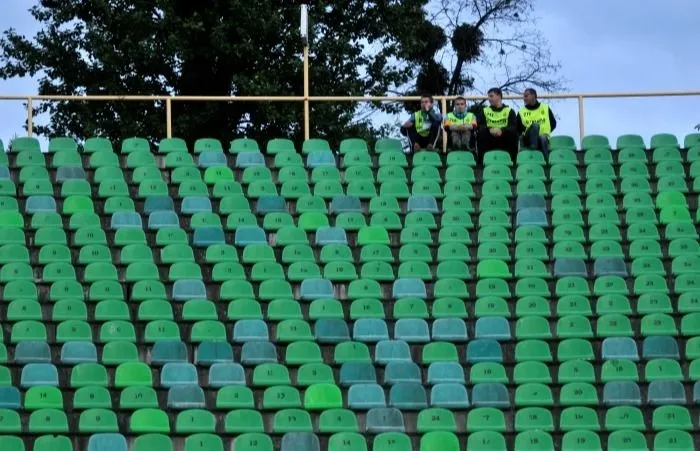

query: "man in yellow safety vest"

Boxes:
[401, 94, 443, 152]
[443, 96, 477, 151]
[518, 87, 557, 155]
[476, 87, 519, 164]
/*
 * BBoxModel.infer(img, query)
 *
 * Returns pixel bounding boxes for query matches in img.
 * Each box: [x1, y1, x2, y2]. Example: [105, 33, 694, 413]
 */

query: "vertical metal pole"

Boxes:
[27, 97, 33, 137]
[303, 45, 310, 140]
[166, 98, 172, 138]
[440, 97, 448, 153]
[577, 96, 585, 146]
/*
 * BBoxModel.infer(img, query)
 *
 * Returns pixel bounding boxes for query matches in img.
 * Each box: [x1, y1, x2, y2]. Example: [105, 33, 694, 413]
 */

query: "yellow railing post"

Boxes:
[440, 97, 448, 153]
[577, 96, 585, 144]
[166, 97, 172, 138]
[303, 46, 310, 140]
[26, 97, 33, 137]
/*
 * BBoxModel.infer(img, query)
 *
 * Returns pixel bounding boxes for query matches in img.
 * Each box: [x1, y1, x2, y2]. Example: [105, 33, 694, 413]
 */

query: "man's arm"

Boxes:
[503, 109, 518, 135]
[516, 112, 526, 135]
[548, 108, 557, 132]
[402, 113, 415, 129]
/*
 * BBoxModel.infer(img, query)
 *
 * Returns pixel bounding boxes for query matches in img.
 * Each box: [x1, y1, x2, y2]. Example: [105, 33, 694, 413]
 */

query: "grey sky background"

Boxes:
[0, 1, 698, 148]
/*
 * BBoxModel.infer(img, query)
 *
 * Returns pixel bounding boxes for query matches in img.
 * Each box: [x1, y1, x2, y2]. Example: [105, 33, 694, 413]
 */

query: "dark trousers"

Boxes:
[521, 123, 550, 155]
[402, 124, 441, 150]
[476, 128, 519, 164]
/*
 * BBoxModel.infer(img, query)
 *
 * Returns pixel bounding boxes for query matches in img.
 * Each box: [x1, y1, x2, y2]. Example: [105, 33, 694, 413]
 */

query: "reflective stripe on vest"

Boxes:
[484, 106, 511, 129]
[414, 111, 431, 137]
[519, 103, 552, 136]
[447, 112, 476, 126]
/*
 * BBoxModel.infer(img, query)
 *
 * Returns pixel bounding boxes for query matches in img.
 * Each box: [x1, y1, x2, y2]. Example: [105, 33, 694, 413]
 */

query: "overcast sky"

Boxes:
[0, 1, 698, 148]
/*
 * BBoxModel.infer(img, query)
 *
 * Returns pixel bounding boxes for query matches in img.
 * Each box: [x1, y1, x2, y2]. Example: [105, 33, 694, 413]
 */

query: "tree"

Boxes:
[392, 0, 565, 114]
[1, 0, 563, 144]
[0, 0, 435, 144]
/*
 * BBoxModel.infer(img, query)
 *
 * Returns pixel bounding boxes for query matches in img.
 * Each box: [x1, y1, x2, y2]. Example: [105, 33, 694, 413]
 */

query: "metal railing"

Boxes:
[2, 90, 700, 147]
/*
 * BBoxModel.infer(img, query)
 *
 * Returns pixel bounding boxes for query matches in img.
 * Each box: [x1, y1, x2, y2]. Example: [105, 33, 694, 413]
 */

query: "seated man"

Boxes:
[401, 94, 442, 151]
[518, 88, 557, 155]
[476, 87, 519, 163]
[443, 96, 477, 150]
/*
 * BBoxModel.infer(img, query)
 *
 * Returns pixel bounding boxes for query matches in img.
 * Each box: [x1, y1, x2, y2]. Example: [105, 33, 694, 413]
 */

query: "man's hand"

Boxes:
[402, 121, 414, 129]
[490, 128, 502, 137]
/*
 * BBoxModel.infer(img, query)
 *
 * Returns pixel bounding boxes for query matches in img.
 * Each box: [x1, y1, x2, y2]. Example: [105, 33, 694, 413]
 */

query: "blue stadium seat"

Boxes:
[394, 319, 430, 343]
[167, 385, 206, 409]
[21, 363, 59, 387]
[281, 433, 320, 451]
[300, 278, 334, 300]
[554, 259, 588, 277]
[353, 319, 390, 343]
[161, 362, 198, 387]
[144, 196, 175, 213]
[516, 208, 548, 227]
[235, 226, 267, 246]
[432, 318, 469, 342]
[648, 381, 686, 405]
[340, 363, 377, 385]
[233, 319, 269, 342]
[181, 196, 212, 214]
[643, 336, 679, 359]
[196, 341, 233, 365]
[151, 340, 188, 364]
[110, 211, 142, 229]
[427, 362, 465, 384]
[365, 407, 405, 432]
[198, 151, 228, 168]
[15, 341, 51, 363]
[603, 381, 641, 406]
[375, 340, 411, 364]
[307, 151, 336, 168]
[87, 433, 128, 451]
[193, 227, 225, 247]
[60, 342, 97, 364]
[516, 194, 546, 210]
[431, 383, 470, 408]
[0, 167, 10, 180]
[314, 319, 350, 343]
[471, 383, 510, 408]
[601, 337, 639, 360]
[389, 382, 428, 410]
[407, 195, 439, 213]
[315, 227, 348, 245]
[25, 196, 56, 213]
[0, 387, 20, 409]
[208, 362, 246, 387]
[56, 167, 86, 181]
[384, 361, 421, 384]
[256, 196, 287, 214]
[329, 195, 361, 213]
[235, 152, 265, 168]
[148, 211, 180, 229]
[594, 258, 628, 276]
[171, 279, 207, 301]
[241, 341, 277, 365]
[466, 339, 503, 363]
[475, 317, 511, 341]
[392, 279, 427, 298]
[348, 383, 386, 409]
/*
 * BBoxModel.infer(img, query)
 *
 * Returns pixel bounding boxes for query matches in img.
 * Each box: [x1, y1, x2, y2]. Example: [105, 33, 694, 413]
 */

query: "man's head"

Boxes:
[523, 88, 538, 106]
[420, 94, 434, 111]
[487, 87, 503, 107]
[454, 96, 466, 113]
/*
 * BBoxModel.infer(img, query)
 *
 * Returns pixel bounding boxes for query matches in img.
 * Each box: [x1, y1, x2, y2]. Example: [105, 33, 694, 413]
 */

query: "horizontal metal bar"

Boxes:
[0, 89, 698, 102]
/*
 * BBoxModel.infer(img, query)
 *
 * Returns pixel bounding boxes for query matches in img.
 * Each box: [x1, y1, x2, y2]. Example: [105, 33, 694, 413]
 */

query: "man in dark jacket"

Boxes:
[476, 87, 519, 164]
[518, 87, 557, 155]
[401, 94, 443, 151]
